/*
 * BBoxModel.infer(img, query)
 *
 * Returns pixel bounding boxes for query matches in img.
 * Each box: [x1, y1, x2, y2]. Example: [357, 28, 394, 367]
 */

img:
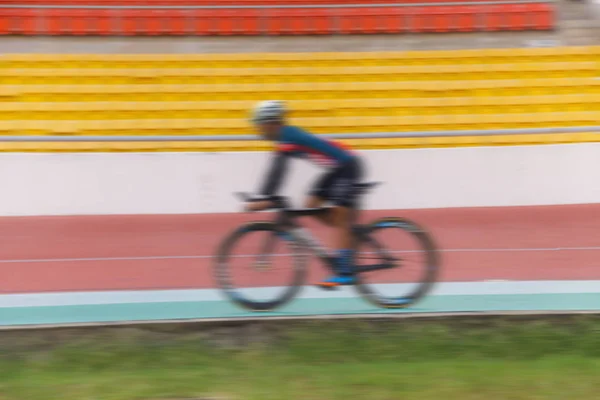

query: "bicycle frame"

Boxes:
[277, 207, 397, 275]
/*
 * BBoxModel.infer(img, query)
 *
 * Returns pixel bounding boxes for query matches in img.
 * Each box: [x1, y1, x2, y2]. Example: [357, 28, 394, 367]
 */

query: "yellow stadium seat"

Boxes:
[2, 47, 598, 69]
[1, 95, 597, 127]
[1, 46, 599, 152]
[2, 110, 596, 138]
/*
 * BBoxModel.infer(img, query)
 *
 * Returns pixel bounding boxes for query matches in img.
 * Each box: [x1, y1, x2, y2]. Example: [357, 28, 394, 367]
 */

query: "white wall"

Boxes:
[1, 143, 599, 217]
[593, 0, 600, 26]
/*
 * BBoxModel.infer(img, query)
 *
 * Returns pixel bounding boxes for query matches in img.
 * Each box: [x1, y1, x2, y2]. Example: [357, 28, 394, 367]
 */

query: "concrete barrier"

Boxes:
[1, 143, 599, 217]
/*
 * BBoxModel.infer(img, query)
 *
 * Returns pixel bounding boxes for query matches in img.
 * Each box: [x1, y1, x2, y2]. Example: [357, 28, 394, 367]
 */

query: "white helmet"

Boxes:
[251, 100, 286, 124]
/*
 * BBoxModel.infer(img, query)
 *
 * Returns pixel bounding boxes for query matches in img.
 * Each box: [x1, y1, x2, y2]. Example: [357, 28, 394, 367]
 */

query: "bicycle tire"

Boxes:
[213, 221, 308, 312]
[354, 217, 440, 309]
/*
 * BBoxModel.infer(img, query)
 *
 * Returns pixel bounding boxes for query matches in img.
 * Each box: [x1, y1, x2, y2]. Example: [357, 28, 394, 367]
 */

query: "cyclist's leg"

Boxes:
[317, 159, 363, 288]
[305, 169, 338, 227]
[317, 200, 357, 287]
[304, 195, 333, 226]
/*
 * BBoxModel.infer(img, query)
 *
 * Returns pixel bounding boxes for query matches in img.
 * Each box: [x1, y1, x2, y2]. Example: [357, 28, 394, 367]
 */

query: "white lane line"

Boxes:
[1, 246, 599, 264]
[1, 280, 599, 308]
[0, 255, 209, 264]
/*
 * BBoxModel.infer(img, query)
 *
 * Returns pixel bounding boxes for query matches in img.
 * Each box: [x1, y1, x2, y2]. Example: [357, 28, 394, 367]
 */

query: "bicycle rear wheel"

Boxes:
[214, 221, 308, 312]
[354, 217, 440, 309]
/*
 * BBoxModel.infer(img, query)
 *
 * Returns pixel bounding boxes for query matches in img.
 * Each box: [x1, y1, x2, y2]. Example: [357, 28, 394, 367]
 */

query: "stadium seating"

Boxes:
[4, 47, 597, 68]
[0, 0, 556, 5]
[0, 2, 555, 35]
[2, 63, 597, 85]
[0, 46, 598, 146]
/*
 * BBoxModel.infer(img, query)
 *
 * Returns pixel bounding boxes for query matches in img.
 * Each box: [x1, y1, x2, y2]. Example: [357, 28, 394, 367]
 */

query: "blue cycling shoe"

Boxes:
[317, 249, 357, 290]
[316, 274, 356, 290]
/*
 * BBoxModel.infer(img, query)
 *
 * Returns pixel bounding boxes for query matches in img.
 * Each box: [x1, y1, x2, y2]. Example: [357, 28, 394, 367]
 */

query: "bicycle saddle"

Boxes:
[354, 182, 381, 194]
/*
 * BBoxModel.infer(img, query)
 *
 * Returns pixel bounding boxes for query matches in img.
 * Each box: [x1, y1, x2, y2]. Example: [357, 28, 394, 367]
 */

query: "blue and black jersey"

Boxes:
[259, 125, 357, 198]
[277, 125, 354, 167]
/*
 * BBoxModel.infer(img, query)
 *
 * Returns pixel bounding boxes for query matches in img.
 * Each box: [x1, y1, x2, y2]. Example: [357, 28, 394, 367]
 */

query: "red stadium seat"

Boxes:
[95, 10, 114, 35]
[234, 9, 262, 35]
[360, 8, 382, 34]
[454, 6, 477, 32]
[420, 7, 453, 33]
[377, 7, 406, 34]
[336, 8, 365, 34]
[530, 3, 554, 30]
[6, 9, 38, 35]
[507, 5, 529, 31]
[265, 8, 330, 35]
[0, 2, 556, 36]
[188, 10, 214, 36]
[0, 10, 9, 35]
[3, 0, 513, 4]
[264, 8, 302, 35]
[483, 5, 505, 31]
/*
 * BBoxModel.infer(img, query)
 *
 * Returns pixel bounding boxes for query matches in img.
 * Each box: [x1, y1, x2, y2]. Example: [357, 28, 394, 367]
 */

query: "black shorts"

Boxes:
[309, 157, 364, 208]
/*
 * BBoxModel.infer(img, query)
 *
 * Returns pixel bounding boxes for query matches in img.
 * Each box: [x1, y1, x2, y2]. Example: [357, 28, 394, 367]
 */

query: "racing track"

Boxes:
[0, 204, 599, 327]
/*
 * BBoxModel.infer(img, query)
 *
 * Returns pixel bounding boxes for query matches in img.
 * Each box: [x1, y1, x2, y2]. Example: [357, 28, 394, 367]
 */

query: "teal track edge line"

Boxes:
[2, 293, 600, 327]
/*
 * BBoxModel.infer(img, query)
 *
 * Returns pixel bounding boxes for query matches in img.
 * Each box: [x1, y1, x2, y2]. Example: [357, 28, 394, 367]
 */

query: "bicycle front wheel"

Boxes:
[214, 221, 308, 312]
[355, 217, 440, 309]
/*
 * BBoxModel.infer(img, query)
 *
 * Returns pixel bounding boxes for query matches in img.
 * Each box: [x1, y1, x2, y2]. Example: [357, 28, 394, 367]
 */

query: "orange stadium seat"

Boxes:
[337, 9, 365, 34]
[455, 6, 478, 32]
[531, 3, 554, 30]
[0, 10, 8, 35]
[3, 0, 500, 3]
[264, 8, 333, 35]
[0, 3, 556, 36]
[351, 8, 397, 34]
[411, 7, 450, 33]
[3, 0, 520, 4]
[46, 10, 87, 35]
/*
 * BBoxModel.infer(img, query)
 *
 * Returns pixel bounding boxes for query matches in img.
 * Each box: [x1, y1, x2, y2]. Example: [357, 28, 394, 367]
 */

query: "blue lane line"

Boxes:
[1, 293, 599, 328]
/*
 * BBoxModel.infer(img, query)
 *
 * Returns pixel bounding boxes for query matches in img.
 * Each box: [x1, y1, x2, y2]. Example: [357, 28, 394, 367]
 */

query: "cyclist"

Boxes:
[244, 100, 365, 289]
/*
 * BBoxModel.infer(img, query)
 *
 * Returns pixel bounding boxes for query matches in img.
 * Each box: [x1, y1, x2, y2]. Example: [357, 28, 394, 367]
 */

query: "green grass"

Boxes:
[1, 318, 600, 400]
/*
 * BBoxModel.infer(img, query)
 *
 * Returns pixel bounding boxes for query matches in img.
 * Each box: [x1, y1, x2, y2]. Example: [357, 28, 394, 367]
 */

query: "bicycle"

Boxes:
[213, 182, 440, 312]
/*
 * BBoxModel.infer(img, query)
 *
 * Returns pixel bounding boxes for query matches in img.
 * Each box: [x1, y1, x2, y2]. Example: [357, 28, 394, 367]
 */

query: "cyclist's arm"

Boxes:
[245, 150, 292, 212]
[259, 150, 291, 197]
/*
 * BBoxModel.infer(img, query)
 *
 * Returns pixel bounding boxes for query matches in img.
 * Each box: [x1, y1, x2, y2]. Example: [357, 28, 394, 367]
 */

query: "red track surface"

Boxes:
[1, 204, 599, 294]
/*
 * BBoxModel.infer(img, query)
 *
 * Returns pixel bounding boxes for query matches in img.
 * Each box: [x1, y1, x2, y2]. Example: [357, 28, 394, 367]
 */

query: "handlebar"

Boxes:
[235, 192, 288, 210]
[235, 192, 333, 217]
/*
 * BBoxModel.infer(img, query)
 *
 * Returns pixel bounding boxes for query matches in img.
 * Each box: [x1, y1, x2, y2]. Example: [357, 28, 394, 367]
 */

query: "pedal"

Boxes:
[315, 283, 340, 291]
